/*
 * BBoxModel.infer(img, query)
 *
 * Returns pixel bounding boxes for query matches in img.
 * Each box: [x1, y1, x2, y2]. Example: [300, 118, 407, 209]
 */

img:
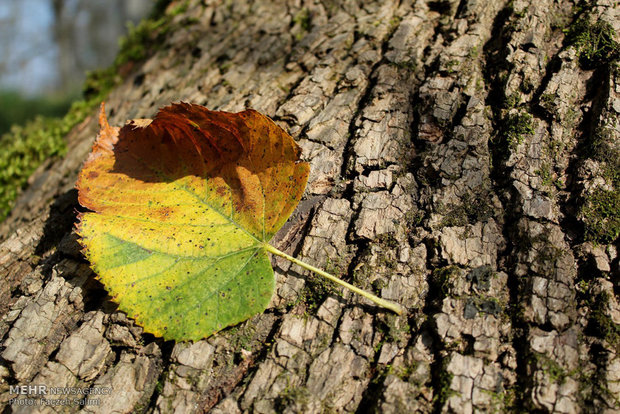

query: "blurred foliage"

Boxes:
[0, 91, 76, 137]
[0, 0, 176, 222]
[84, 0, 178, 99]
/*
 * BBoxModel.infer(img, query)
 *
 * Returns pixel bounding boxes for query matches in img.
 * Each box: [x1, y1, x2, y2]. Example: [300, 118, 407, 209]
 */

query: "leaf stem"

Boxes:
[264, 243, 405, 315]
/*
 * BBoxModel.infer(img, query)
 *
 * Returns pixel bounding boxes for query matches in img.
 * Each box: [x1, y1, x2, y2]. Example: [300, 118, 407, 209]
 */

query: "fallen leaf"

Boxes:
[77, 103, 309, 341]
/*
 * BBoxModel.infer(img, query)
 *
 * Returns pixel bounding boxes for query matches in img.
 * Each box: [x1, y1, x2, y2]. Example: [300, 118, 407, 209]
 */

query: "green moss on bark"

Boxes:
[581, 188, 620, 244]
[565, 17, 619, 69]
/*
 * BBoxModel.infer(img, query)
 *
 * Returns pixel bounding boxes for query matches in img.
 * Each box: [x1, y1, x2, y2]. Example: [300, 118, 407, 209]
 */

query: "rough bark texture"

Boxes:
[1, 0, 619, 413]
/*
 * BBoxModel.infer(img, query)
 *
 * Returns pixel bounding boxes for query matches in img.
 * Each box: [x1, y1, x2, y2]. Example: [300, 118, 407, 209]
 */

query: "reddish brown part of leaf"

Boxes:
[77, 102, 310, 241]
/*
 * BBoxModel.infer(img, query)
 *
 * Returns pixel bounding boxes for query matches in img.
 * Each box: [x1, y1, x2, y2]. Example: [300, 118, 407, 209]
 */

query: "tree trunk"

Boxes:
[1, 0, 618, 412]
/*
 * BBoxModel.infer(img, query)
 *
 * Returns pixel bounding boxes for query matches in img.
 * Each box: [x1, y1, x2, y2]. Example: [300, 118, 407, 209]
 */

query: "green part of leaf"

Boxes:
[86, 230, 274, 341]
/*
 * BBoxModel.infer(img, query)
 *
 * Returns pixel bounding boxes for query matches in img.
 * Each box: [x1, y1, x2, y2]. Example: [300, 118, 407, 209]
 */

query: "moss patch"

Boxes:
[588, 125, 620, 188]
[376, 313, 411, 346]
[581, 187, 620, 244]
[438, 191, 495, 228]
[290, 260, 341, 315]
[275, 385, 312, 412]
[432, 266, 461, 296]
[532, 353, 579, 385]
[565, 17, 619, 69]
[503, 92, 522, 109]
[502, 112, 534, 149]
[588, 291, 620, 345]
[292, 8, 311, 41]
[293, 8, 311, 32]
[535, 163, 564, 194]
[432, 359, 457, 409]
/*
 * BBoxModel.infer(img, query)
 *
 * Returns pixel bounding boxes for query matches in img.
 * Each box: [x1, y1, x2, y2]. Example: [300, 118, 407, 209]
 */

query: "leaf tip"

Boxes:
[98, 102, 109, 129]
[89, 102, 120, 159]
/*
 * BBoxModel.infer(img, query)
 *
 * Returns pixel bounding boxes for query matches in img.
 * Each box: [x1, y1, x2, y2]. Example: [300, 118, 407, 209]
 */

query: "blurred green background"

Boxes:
[0, 0, 153, 135]
[0, 91, 76, 137]
[0, 0, 158, 221]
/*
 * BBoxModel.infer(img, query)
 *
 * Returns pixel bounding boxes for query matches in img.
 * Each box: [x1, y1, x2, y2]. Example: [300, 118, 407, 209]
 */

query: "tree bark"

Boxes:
[1, 0, 618, 412]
